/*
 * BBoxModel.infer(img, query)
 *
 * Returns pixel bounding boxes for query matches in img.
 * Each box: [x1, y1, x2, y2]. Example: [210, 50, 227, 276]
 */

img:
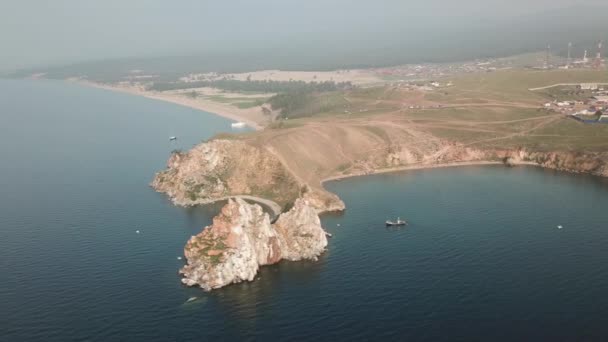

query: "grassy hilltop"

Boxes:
[256, 69, 608, 152]
[153, 67, 608, 210]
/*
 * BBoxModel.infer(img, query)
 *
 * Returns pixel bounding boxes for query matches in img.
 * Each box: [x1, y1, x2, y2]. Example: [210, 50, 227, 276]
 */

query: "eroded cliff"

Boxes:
[152, 140, 299, 207]
[499, 149, 608, 177]
[152, 139, 345, 213]
[180, 198, 327, 291]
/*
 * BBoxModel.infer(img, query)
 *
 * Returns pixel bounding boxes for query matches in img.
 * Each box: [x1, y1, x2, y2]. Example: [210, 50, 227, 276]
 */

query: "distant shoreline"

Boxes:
[73, 80, 264, 131]
[321, 161, 539, 184]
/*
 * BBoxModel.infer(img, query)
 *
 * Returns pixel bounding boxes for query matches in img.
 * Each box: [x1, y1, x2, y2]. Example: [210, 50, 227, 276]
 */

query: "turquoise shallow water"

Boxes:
[2, 79, 608, 341]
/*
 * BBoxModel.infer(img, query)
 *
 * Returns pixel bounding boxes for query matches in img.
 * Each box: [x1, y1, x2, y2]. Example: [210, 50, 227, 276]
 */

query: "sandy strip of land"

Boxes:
[322, 161, 539, 183]
[76, 81, 266, 130]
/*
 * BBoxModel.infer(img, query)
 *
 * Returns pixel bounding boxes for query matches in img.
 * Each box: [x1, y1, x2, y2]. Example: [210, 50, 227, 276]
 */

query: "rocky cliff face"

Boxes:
[498, 149, 608, 177]
[349, 141, 608, 178]
[152, 139, 345, 213]
[273, 197, 328, 261]
[152, 140, 301, 209]
[153, 139, 607, 220]
[300, 185, 345, 214]
[180, 198, 327, 291]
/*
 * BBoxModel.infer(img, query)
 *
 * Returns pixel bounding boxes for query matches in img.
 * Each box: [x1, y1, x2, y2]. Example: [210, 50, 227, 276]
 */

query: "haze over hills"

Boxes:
[5, 4, 608, 79]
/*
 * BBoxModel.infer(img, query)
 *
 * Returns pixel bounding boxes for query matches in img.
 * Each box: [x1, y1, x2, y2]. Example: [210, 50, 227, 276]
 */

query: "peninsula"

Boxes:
[146, 64, 608, 290]
[26, 56, 608, 291]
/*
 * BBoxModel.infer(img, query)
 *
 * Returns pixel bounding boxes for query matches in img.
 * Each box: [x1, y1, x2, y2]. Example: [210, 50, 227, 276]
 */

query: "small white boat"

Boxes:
[186, 296, 197, 303]
[177, 256, 182, 260]
[136, 230, 140, 234]
[169, 136, 177, 141]
[386, 217, 408, 226]
[231, 122, 247, 129]
[557, 225, 563, 229]
[325, 232, 333, 238]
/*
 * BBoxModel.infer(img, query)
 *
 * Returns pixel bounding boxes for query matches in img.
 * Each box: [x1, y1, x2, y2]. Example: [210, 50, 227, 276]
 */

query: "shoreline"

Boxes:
[75, 80, 264, 131]
[69, 78, 604, 211]
[321, 161, 539, 184]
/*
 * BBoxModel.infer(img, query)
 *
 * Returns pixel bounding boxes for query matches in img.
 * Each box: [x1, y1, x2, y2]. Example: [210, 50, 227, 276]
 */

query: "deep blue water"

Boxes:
[2, 79, 608, 341]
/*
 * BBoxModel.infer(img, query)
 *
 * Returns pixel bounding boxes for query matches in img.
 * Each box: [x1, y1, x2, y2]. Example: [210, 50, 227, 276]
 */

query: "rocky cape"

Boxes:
[180, 198, 327, 291]
[152, 140, 608, 214]
[151, 139, 345, 213]
[154, 138, 607, 291]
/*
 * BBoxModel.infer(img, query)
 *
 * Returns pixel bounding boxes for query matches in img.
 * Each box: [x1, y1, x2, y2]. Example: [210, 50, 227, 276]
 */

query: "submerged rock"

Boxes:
[180, 198, 327, 291]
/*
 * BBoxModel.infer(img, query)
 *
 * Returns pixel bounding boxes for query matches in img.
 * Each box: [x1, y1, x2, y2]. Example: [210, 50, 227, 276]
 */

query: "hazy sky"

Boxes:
[1, 0, 606, 71]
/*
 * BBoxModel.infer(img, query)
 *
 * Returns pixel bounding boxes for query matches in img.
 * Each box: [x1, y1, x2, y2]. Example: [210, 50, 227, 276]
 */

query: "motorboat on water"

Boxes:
[385, 217, 408, 226]
[169, 136, 178, 141]
[231, 122, 247, 129]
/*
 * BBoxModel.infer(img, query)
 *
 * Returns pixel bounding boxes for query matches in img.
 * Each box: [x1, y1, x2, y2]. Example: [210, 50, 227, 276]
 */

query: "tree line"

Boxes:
[268, 91, 315, 118]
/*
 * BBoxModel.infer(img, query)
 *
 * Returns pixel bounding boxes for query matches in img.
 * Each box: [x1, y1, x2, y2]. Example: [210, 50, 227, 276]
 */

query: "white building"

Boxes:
[581, 83, 599, 90]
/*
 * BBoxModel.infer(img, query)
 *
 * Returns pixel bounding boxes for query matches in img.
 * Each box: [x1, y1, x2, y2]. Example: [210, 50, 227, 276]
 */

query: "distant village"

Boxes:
[542, 83, 608, 124]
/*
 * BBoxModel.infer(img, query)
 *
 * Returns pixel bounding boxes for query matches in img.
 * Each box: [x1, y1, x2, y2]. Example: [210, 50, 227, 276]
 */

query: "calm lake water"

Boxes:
[2, 79, 608, 341]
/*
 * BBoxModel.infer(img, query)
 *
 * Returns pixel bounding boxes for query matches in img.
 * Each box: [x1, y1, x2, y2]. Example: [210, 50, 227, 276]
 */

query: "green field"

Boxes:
[429, 70, 608, 104]
[204, 68, 608, 153]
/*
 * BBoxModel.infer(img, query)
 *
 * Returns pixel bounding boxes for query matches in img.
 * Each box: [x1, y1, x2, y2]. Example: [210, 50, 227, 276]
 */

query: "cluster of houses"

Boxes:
[544, 84, 608, 123]
[571, 97, 608, 123]
[374, 58, 515, 81]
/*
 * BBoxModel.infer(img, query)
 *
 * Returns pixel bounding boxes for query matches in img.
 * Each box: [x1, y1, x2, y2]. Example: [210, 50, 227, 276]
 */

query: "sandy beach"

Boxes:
[77, 81, 267, 130]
